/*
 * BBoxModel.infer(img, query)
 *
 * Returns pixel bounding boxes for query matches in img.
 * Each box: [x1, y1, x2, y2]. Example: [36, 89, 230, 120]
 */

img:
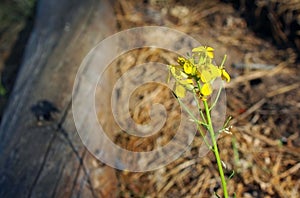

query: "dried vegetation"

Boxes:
[108, 0, 300, 197]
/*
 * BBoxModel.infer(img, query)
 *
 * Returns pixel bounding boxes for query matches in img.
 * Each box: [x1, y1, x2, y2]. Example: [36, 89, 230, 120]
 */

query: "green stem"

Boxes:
[177, 98, 198, 123]
[192, 89, 206, 123]
[209, 83, 222, 111]
[177, 97, 211, 149]
[196, 122, 212, 149]
[203, 100, 228, 198]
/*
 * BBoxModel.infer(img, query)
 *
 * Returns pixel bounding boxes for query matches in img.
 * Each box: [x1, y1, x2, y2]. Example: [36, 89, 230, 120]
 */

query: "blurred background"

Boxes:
[0, 0, 36, 120]
[0, 0, 299, 197]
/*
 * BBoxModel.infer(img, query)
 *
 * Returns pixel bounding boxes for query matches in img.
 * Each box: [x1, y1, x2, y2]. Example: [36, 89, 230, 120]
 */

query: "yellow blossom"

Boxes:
[169, 64, 194, 98]
[200, 83, 212, 100]
[169, 65, 187, 80]
[192, 46, 215, 59]
[175, 83, 186, 98]
[198, 64, 221, 83]
[168, 46, 230, 100]
[221, 68, 230, 82]
[177, 57, 196, 75]
[174, 79, 194, 98]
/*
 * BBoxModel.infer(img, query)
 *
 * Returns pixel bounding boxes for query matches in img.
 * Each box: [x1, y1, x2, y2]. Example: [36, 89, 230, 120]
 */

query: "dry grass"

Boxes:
[94, 0, 300, 197]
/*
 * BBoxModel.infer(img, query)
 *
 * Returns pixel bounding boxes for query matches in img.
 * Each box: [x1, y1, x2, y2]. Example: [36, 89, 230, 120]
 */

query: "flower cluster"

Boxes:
[169, 46, 230, 100]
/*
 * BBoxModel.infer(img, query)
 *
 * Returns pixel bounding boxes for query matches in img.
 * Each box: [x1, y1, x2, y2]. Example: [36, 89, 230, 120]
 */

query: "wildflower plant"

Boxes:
[168, 46, 231, 197]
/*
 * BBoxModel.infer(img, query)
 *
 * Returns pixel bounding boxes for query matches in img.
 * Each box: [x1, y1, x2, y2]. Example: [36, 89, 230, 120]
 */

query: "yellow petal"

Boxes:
[170, 65, 183, 80]
[209, 64, 221, 78]
[179, 78, 193, 85]
[183, 62, 192, 74]
[192, 46, 214, 58]
[206, 46, 214, 51]
[179, 79, 194, 90]
[221, 69, 231, 82]
[175, 83, 186, 98]
[200, 70, 213, 83]
[201, 83, 212, 96]
[198, 56, 206, 64]
[177, 57, 186, 66]
[206, 47, 214, 59]
[170, 66, 178, 79]
[192, 46, 206, 52]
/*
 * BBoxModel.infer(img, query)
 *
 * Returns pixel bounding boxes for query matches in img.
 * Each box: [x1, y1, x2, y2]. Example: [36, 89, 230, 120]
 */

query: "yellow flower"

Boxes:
[177, 57, 196, 75]
[180, 79, 194, 90]
[200, 83, 212, 100]
[169, 65, 187, 80]
[177, 57, 185, 65]
[221, 68, 230, 82]
[198, 63, 221, 83]
[169, 64, 194, 98]
[168, 46, 230, 100]
[175, 83, 186, 98]
[174, 79, 194, 98]
[192, 46, 215, 59]
[184, 62, 196, 75]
